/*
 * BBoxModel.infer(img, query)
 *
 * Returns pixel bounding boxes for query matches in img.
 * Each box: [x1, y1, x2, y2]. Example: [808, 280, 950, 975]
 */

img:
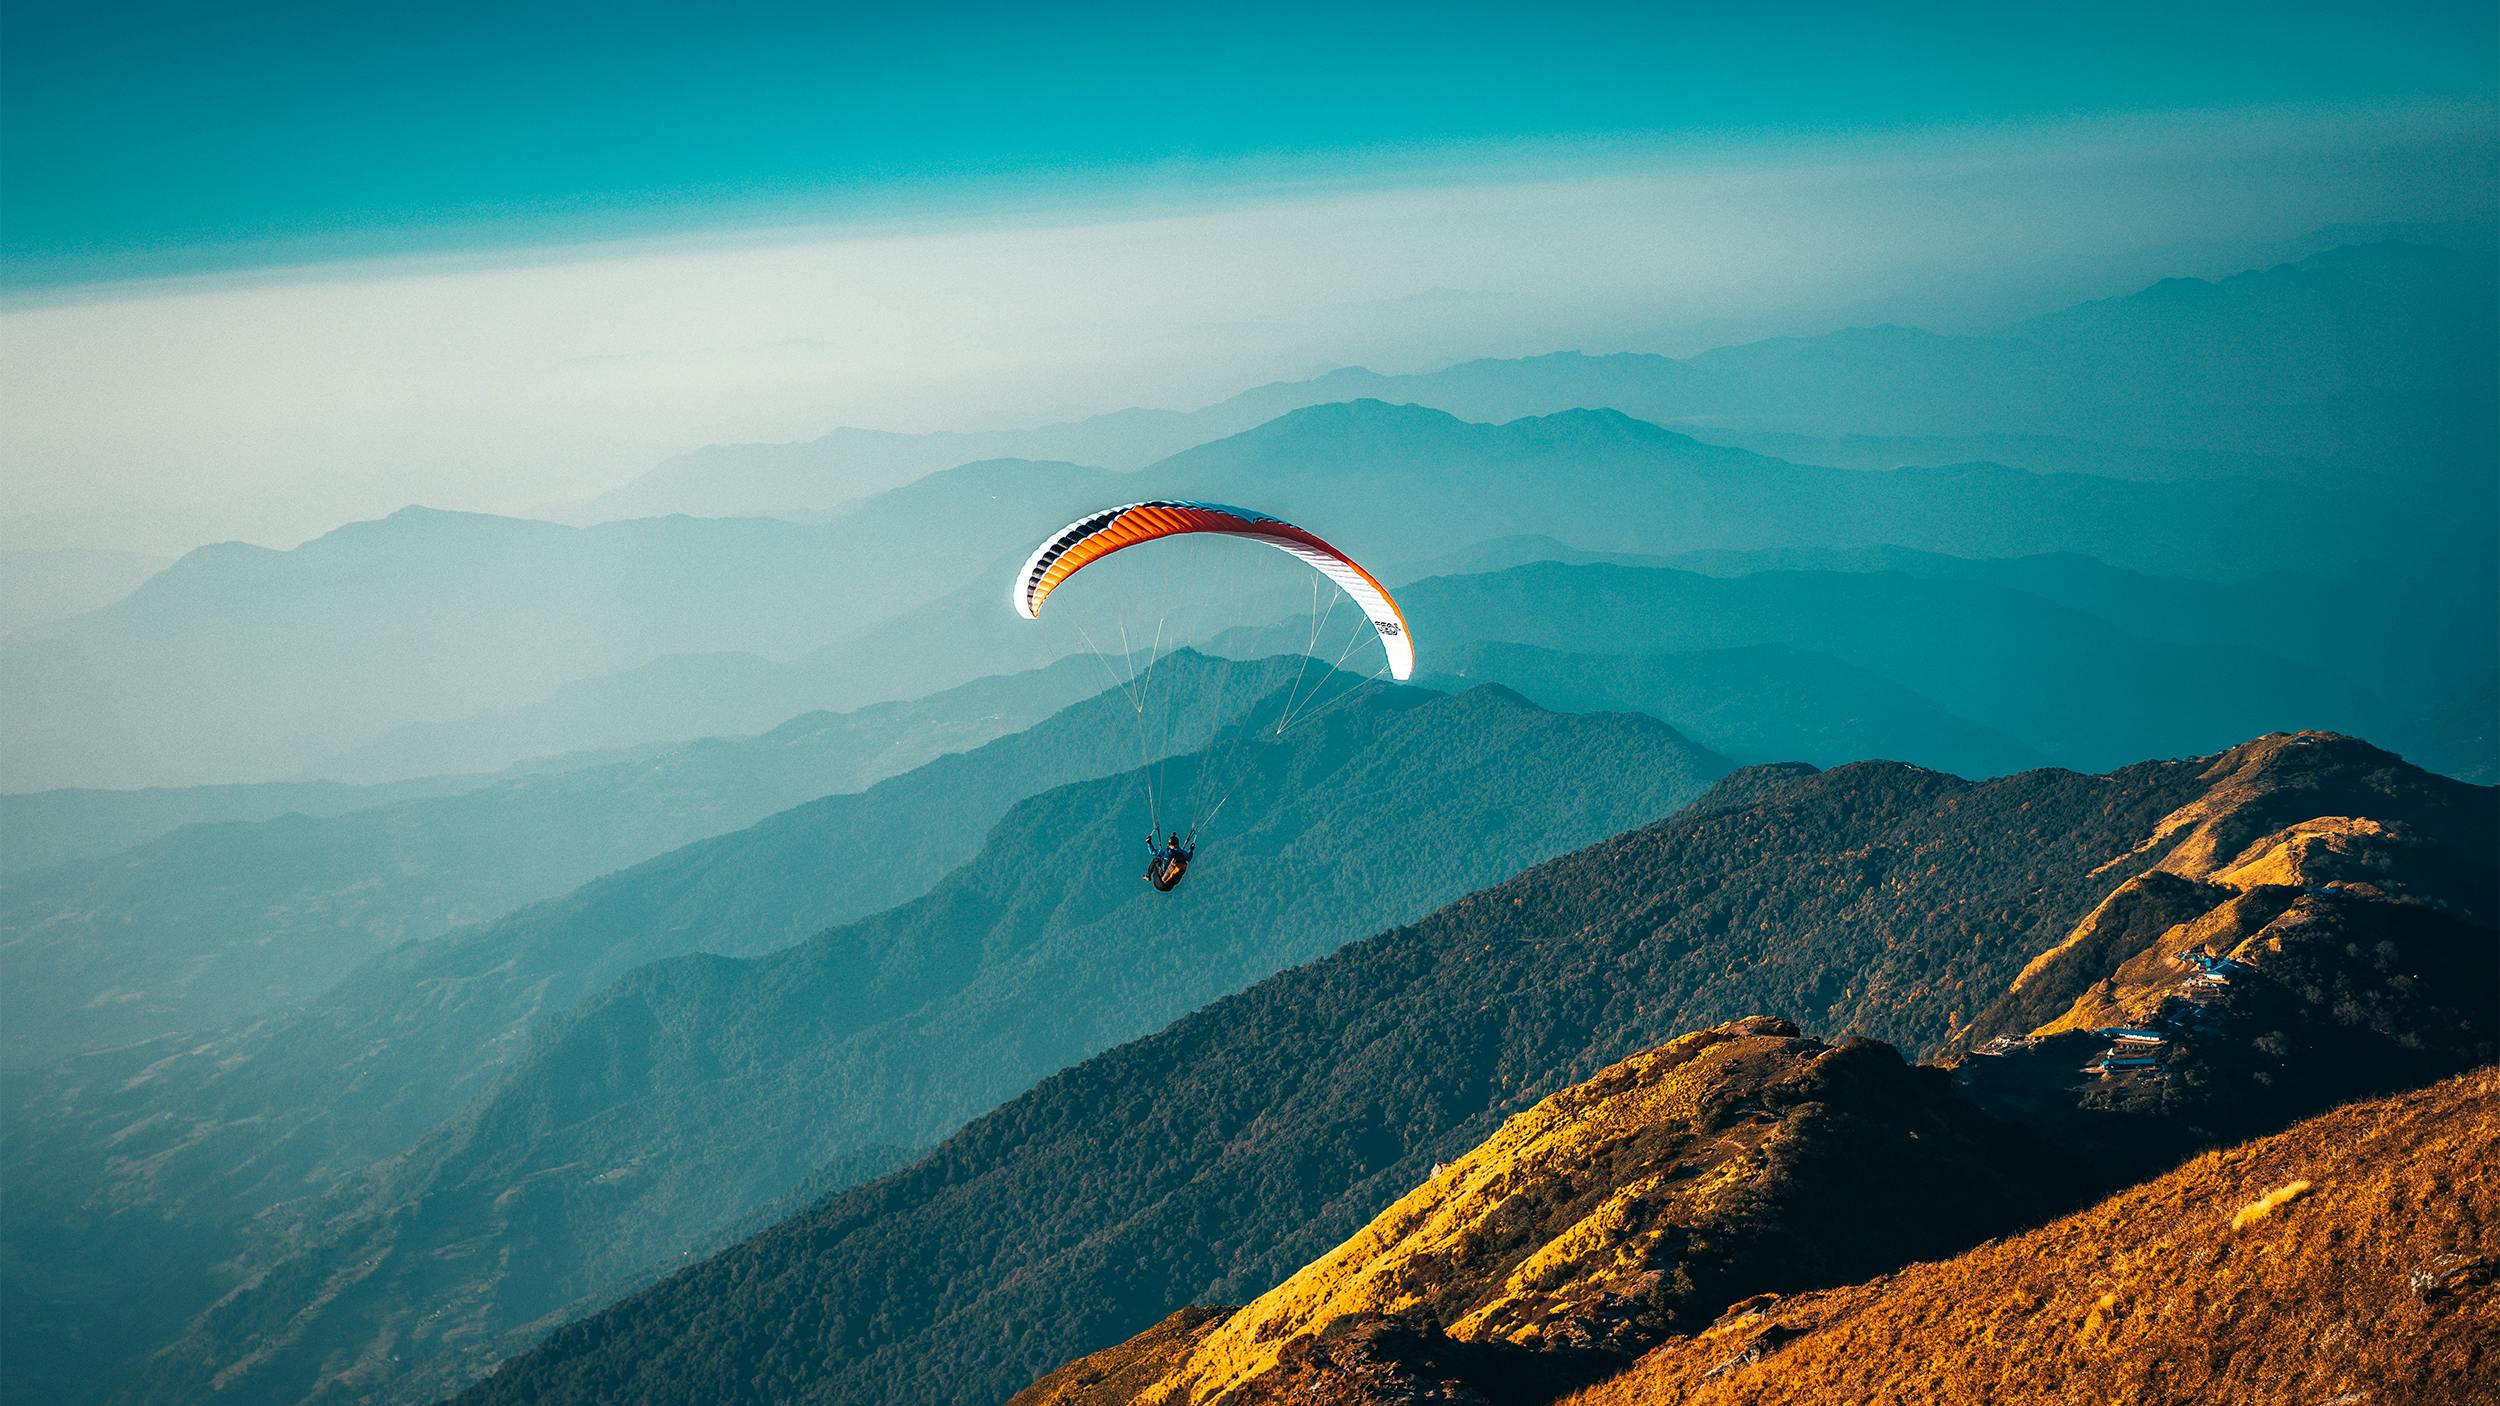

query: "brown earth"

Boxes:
[1568, 1066, 2500, 1406]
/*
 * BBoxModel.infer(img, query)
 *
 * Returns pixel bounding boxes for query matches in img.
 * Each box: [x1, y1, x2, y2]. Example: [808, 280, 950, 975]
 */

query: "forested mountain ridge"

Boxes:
[0, 656, 1104, 1062]
[452, 730, 2490, 1406]
[1015, 730, 2496, 1401]
[465, 735, 2480, 1400]
[99, 682, 1726, 1406]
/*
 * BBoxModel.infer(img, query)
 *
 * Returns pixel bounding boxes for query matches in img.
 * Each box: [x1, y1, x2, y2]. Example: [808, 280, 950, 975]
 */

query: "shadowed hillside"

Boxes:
[451, 732, 2489, 1406]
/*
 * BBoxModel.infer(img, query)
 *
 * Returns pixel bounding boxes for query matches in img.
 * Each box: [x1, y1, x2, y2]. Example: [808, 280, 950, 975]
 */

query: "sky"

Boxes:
[2, 1, 2495, 553]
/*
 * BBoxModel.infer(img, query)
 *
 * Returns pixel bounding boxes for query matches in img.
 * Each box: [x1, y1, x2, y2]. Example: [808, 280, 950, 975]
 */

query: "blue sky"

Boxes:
[6, 0, 2495, 284]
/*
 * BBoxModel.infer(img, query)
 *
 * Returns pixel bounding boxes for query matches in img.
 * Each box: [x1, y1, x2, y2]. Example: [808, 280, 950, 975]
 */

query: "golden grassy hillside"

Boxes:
[1566, 1067, 2499, 1406]
[1017, 1017, 2063, 1406]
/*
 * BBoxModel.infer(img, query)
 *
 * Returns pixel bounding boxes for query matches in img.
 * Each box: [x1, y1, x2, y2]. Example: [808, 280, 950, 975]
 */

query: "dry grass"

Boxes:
[1156, 1019, 1812, 1401]
[2230, 1179, 2314, 1230]
[1565, 1068, 2500, 1406]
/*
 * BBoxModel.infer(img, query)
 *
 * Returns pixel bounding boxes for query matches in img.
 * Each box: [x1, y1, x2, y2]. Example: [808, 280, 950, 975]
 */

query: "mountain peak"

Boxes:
[2138, 729, 2461, 887]
[1261, 398, 1472, 432]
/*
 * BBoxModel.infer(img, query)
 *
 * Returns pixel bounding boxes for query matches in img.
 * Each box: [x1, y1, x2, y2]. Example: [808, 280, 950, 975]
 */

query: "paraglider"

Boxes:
[1146, 831, 1193, 891]
[1010, 499, 1412, 894]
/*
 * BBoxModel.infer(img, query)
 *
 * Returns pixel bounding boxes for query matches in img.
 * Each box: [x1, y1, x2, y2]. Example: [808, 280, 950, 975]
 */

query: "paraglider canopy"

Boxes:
[1010, 499, 1409, 868]
[1010, 500, 1413, 680]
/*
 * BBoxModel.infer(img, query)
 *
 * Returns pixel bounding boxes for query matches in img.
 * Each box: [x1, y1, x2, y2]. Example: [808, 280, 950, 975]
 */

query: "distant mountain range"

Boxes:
[22, 384, 2457, 792]
[572, 242, 2493, 523]
[1421, 641, 2049, 779]
[0, 462, 1121, 790]
[1145, 400, 2416, 580]
[1, 771, 509, 875]
[0, 657, 1104, 1063]
[1240, 558, 2463, 775]
[10, 241, 2486, 796]
[83, 670, 1725, 1406]
[73, 395, 2460, 795]
[345, 532, 2495, 793]
[446, 732, 2492, 1406]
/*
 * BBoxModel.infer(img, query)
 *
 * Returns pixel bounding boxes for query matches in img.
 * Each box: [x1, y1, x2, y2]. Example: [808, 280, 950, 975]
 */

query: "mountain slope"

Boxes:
[0, 657, 1104, 1061]
[1019, 734, 2499, 1402]
[110, 684, 1727, 1406]
[454, 733, 2491, 1406]
[1573, 1069, 2499, 1406]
